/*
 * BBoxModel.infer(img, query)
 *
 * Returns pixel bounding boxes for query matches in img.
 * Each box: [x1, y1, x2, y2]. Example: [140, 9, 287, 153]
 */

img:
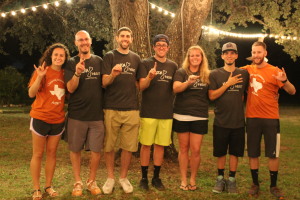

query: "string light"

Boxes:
[0, 1, 298, 41]
[0, 0, 70, 17]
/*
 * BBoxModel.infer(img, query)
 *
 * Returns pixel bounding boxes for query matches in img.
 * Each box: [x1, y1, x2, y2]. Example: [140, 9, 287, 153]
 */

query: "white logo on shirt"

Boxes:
[50, 85, 65, 100]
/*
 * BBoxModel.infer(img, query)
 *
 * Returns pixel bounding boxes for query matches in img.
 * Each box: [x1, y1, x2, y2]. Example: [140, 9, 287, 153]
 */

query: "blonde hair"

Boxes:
[182, 45, 210, 84]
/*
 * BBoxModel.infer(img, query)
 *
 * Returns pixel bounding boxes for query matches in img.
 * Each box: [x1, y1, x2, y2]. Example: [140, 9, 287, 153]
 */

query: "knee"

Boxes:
[191, 148, 200, 157]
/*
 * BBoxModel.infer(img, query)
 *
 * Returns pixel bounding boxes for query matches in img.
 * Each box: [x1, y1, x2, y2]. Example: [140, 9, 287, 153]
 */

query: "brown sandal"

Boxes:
[188, 184, 197, 191]
[179, 185, 189, 191]
[44, 186, 58, 197]
[32, 189, 42, 200]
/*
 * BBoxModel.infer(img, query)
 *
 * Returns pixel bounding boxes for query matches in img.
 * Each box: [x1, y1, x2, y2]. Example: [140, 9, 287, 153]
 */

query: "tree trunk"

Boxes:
[165, 0, 212, 66]
[109, 0, 151, 59]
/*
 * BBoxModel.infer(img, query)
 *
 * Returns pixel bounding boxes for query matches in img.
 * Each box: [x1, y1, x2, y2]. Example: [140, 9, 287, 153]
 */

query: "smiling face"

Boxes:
[51, 48, 66, 67]
[153, 41, 169, 59]
[116, 30, 133, 50]
[188, 49, 202, 68]
[221, 50, 238, 66]
[251, 45, 267, 65]
[75, 31, 92, 55]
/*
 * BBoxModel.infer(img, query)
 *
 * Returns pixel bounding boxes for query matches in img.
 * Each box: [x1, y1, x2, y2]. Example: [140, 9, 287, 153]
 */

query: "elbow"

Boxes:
[28, 93, 35, 98]
[290, 89, 296, 95]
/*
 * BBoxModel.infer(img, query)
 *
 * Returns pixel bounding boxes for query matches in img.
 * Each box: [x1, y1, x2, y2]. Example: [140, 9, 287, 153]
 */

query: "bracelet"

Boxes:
[281, 79, 288, 83]
[74, 72, 80, 77]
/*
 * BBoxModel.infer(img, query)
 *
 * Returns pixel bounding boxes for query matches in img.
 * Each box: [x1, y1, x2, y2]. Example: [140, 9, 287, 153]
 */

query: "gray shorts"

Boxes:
[67, 118, 105, 153]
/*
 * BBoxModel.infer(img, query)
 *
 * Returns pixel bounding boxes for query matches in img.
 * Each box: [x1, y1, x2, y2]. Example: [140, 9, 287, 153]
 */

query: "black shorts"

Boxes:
[213, 125, 245, 157]
[30, 118, 65, 137]
[172, 119, 208, 135]
[246, 118, 280, 158]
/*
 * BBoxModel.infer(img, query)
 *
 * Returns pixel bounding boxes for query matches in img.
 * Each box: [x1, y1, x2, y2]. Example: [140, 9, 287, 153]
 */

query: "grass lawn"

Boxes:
[0, 106, 299, 200]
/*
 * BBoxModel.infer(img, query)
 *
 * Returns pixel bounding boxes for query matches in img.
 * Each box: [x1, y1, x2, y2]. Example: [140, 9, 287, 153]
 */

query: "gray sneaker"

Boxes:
[212, 176, 226, 193]
[227, 177, 238, 193]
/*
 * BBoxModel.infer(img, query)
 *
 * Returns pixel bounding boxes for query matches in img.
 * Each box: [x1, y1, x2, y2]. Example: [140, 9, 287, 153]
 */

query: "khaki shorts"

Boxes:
[104, 109, 139, 152]
[139, 118, 173, 146]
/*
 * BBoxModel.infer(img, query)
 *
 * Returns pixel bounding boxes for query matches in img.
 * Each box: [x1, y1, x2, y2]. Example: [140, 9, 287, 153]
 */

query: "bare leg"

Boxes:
[177, 132, 190, 186]
[120, 149, 132, 178]
[30, 132, 46, 190]
[217, 156, 226, 171]
[45, 135, 61, 188]
[140, 145, 151, 166]
[269, 158, 279, 171]
[229, 155, 238, 172]
[105, 151, 115, 179]
[249, 157, 259, 169]
[153, 144, 164, 166]
[88, 151, 101, 181]
[70, 151, 81, 182]
[189, 133, 203, 186]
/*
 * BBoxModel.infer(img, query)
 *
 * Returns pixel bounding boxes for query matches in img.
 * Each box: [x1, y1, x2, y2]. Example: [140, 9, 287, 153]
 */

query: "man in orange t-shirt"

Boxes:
[241, 41, 296, 198]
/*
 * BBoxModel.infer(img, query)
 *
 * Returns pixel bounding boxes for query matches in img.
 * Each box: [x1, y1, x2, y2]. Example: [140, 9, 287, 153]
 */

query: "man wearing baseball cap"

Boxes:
[209, 42, 249, 194]
[138, 34, 178, 190]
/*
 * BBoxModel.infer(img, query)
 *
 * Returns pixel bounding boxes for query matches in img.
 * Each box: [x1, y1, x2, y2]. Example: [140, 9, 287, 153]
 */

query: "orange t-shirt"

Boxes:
[241, 64, 284, 119]
[29, 67, 65, 124]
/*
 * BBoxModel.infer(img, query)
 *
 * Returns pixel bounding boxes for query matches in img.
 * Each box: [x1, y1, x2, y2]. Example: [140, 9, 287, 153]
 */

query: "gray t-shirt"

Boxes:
[64, 55, 104, 121]
[140, 57, 178, 119]
[173, 68, 209, 118]
[209, 67, 249, 128]
[102, 50, 142, 110]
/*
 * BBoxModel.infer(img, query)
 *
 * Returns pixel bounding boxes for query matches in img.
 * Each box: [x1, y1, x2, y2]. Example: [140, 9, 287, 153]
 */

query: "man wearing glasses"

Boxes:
[64, 30, 104, 196]
[138, 34, 178, 191]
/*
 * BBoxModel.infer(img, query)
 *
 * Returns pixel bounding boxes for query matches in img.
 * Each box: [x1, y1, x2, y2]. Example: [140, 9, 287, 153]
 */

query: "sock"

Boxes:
[153, 165, 161, 179]
[229, 171, 236, 178]
[141, 166, 148, 179]
[270, 170, 278, 187]
[251, 169, 259, 186]
[218, 169, 225, 177]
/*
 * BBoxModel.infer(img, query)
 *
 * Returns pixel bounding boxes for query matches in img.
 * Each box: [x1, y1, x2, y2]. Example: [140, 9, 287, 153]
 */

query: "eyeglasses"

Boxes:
[77, 38, 90, 42]
[155, 44, 168, 48]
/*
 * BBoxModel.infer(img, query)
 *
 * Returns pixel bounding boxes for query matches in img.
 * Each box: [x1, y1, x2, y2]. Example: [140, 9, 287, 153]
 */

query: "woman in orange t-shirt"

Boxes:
[28, 43, 69, 200]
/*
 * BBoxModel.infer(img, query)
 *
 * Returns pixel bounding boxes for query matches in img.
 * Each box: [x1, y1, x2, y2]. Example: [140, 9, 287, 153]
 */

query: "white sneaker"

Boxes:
[102, 178, 115, 194]
[119, 178, 133, 193]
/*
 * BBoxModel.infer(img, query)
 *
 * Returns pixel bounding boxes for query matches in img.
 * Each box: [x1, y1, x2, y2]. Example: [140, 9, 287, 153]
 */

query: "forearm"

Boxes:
[282, 80, 296, 95]
[209, 83, 230, 101]
[102, 74, 115, 88]
[67, 75, 80, 93]
[139, 77, 151, 91]
[173, 81, 190, 93]
[28, 76, 43, 98]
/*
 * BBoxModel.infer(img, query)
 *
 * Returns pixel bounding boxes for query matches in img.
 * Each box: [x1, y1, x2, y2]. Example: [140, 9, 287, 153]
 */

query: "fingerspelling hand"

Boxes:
[226, 72, 243, 86]
[34, 61, 48, 77]
[187, 75, 200, 84]
[148, 62, 157, 80]
[111, 64, 122, 77]
[272, 67, 287, 82]
[76, 56, 85, 75]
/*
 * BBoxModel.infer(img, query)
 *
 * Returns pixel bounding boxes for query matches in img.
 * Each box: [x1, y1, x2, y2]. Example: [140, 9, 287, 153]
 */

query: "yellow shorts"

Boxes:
[139, 118, 173, 146]
[104, 109, 140, 152]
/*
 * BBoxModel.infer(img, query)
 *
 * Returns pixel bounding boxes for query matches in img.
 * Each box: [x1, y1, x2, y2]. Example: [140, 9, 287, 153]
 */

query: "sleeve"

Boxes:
[173, 69, 186, 82]
[139, 59, 149, 79]
[136, 57, 144, 80]
[208, 71, 218, 90]
[102, 52, 114, 75]
[64, 59, 76, 84]
[240, 65, 248, 70]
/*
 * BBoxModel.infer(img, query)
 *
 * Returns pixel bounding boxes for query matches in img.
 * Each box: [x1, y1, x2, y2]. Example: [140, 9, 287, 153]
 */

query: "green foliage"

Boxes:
[0, 66, 29, 105]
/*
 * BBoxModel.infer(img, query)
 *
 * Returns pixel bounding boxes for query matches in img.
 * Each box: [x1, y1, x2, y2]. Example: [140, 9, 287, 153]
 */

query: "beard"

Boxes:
[253, 57, 264, 65]
[225, 62, 234, 66]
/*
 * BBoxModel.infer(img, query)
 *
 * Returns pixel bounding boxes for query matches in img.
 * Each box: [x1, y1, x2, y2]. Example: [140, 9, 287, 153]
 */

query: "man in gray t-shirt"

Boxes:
[101, 27, 142, 194]
[208, 42, 249, 194]
[138, 34, 178, 191]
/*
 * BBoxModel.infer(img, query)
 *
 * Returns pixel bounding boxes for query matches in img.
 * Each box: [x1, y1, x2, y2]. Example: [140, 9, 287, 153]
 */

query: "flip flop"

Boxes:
[179, 185, 189, 191]
[188, 184, 197, 191]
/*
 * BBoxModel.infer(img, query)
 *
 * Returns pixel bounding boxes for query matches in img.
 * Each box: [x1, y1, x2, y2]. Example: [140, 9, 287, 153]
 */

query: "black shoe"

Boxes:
[152, 178, 165, 191]
[139, 178, 149, 190]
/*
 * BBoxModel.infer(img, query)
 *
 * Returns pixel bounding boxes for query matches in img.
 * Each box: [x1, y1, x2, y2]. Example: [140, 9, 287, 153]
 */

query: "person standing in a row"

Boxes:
[173, 45, 210, 191]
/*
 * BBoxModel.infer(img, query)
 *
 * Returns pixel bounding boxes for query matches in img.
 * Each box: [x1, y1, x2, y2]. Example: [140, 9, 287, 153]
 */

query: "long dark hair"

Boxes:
[39, 43, 70, 68]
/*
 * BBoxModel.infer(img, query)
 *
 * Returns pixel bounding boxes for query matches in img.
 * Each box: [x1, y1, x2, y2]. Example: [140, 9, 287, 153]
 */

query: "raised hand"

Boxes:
[34, 61, 48, 78]
[111, 64, 122, 77]
[273, 67, 287, 82]
[187, 75, 200, 84]
[226, 72, 243, 86]
[148, 62, 157, 80]
[75, 56, 85, 75]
